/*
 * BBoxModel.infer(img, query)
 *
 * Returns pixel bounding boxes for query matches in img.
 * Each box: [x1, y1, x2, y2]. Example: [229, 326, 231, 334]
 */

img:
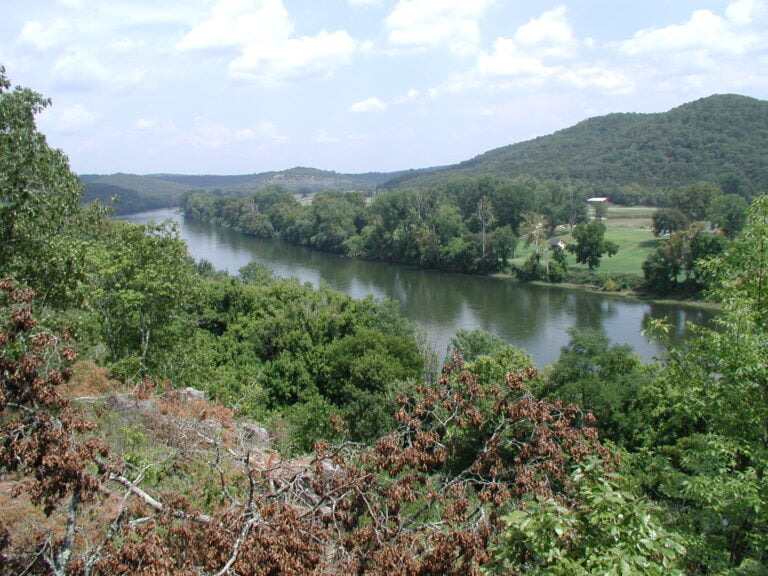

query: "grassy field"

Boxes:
[510, 205, 659, 276]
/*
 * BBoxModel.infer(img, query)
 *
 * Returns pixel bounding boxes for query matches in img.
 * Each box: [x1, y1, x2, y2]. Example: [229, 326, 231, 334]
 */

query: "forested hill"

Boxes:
[382, 94, 768, 194]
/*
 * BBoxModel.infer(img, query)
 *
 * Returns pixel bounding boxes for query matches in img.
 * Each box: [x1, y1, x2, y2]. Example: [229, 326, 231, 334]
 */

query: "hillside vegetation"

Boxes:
[382, 94, 767, 198]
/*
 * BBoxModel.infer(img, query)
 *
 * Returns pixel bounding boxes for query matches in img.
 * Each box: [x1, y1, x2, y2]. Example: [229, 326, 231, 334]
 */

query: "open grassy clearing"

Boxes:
[510, 207, 659, 276]
[603, 205, 655, 230]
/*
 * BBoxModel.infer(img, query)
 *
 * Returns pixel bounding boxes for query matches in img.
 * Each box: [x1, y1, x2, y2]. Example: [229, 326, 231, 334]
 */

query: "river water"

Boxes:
[121, 208, 715, 368]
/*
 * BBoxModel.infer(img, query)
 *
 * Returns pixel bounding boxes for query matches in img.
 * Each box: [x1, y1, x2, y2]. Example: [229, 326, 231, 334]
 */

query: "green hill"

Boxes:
[382, 94, 768, 195]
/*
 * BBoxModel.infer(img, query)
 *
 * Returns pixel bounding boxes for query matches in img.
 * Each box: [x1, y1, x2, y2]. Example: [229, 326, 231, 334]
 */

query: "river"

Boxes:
[120, 208, 716, 368]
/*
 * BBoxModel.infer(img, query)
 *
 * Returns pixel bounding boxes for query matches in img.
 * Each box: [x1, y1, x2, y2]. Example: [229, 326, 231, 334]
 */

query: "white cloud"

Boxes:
[189, 118, 248, 148]
[177, 0, 292, 51]
[254, 120, 287, 141]
[17, 19, 71, 50]
[51, 52, 112, 90]
[230, 30, 357, 85]
[184, 118, 287, 149]
[619, 7, 760, 57]
[394, 88, 420, 104]
[348, 0, 382, 5]
[316, 129, 342, 144]
[135, 116, 176, 132]
[349, 97, 389, 112]
[443, 5, 632, 97]
[476, 37, 552, 79]
[44, 104, 99, 132]
[179, 0, 357, 85]
[50, 51, 143, 92]
[515, 6, 578, 59]
[557, 66, 632, 93]
[385, 0, 493, 55]
[726, 0, 768, 25]
[135, 118, 156, 130]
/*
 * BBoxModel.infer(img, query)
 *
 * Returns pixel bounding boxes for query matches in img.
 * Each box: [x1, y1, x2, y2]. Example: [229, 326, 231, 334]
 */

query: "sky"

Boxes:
[1, 0, 767, 176]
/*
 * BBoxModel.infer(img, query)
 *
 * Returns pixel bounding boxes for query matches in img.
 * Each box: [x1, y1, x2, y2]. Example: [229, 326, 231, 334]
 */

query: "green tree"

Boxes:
[652, 208, 689, 237]
[707, 193, 748, 239]
[448, 328, 506, 362]
[89, 220, 194, 374]
[547, 244, 568, 283]
[490, 463, 686, 576]
[592, 200, 608, 222]
[670, 181, 722, 221]
[567, 221, 618, 271]
[636, 196, 768, 572]
[642, 224, 727, 296]
[538, 328, 647, 446]
[0, 66, 86, 306]
[492, 224, 517, 267]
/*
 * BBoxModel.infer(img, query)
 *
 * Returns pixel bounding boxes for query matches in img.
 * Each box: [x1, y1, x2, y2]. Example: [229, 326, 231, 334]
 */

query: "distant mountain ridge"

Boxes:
[80, 166, 439, 214]
[82, 94, 767, 214]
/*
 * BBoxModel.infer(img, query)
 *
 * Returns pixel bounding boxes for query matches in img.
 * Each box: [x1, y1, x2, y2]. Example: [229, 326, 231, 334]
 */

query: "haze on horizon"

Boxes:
[1, 0, 767, 176]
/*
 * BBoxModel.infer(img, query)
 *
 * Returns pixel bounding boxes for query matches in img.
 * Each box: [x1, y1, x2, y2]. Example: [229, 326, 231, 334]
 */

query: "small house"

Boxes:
[549, 238, 566, 251]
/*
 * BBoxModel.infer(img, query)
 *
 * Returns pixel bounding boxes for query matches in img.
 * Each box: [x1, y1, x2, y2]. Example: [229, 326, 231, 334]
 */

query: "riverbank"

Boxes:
[491, 273, 721, 311]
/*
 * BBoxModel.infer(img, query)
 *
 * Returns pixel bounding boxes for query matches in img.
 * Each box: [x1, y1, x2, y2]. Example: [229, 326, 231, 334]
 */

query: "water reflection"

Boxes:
[120, 208, 717, 368]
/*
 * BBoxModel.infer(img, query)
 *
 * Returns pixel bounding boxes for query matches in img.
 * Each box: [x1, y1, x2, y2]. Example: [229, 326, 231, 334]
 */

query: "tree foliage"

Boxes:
[566, 222, 618, 271]
[0, 65, 87, 307]
[635, 196, 768, 573]
[537, 328, 648, 447]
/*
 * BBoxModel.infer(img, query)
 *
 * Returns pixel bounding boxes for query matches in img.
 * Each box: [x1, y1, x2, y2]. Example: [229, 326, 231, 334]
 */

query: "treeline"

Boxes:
[182, 176, 590, 274]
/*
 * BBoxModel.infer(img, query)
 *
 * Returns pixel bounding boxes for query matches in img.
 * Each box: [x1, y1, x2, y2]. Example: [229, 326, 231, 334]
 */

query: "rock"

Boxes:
[108, 392, 157, 414]
[241, 423, 270, 445]
[177, 387, 206, 402]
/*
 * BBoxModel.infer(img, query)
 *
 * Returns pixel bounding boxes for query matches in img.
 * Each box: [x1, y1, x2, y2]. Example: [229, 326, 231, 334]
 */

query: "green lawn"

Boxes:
[510, 207, 660, 276]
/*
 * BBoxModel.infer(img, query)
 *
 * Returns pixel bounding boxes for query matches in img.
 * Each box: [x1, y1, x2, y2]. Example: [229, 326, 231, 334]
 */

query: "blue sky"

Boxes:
[1, 0, 766, 175]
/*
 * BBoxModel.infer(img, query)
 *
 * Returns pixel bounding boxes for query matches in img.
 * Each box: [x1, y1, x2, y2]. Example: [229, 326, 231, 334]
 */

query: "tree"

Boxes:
[492, 225, 517, 267]
[641, 225, 727, 296]
[670, 182, 722, 221]
[0, 66, 86, 307]
[636, 196, 768, 572]
[707, 193, 748, 239]
[537, 328, 647, 446]
[592, 200, 608, 222]
[477, 195, 495, 258]
[448, 327, 507, 362]
[567, 222, 618, 271]
[489, 463, 686, 576]
[547, 244, 568, 283]
[651, 208, 689, 237]
[89, 220, 194, 374]
[521, 212, 548, 256]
